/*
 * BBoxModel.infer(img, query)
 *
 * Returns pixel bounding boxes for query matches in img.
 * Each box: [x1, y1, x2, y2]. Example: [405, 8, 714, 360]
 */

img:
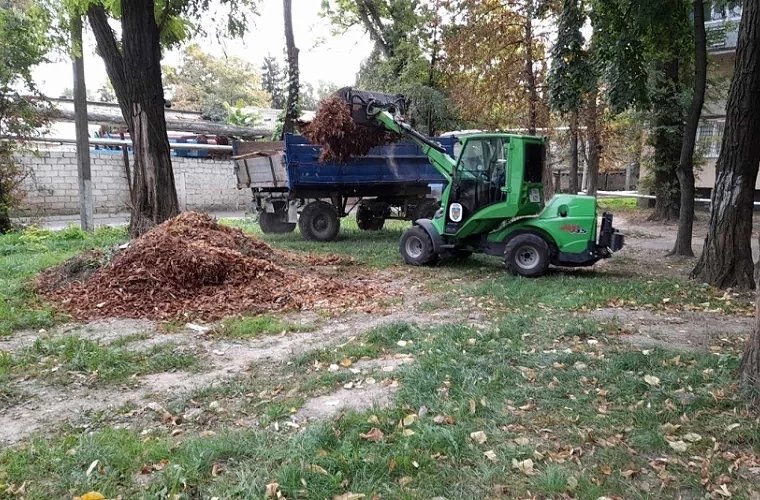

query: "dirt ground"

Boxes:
[1, 213, 756, 447]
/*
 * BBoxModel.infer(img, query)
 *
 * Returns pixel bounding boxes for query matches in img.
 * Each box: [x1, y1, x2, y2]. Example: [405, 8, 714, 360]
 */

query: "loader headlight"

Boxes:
[449, 203, 463, 222]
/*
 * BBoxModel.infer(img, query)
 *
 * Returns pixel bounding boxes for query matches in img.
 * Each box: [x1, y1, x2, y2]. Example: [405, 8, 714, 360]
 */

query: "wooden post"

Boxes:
[72, 16, 94, 231]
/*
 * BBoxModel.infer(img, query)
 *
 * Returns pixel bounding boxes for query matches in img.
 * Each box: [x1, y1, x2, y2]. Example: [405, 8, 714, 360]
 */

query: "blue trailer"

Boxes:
[233, 134, 456, 241]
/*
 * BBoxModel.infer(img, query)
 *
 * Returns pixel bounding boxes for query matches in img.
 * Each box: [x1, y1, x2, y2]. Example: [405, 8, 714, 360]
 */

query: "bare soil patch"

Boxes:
[294, 382, 398, 421]
[592, 307, 751, 351]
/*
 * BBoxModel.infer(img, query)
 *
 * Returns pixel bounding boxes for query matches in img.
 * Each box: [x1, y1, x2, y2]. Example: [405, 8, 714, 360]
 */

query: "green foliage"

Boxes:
[548, 0, 595, 115]
[260, 55, 286, 109]
[164, 44, 270, 118]
[223, 102, 262, 127]
[0, 2, 53, 233]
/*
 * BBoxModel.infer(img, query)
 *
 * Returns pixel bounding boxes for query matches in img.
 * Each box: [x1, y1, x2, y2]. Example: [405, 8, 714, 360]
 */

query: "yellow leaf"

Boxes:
[668, 440, 689, 453]
[333, 494, 366, 500]
[340, 358, 352, 367]
[484, 450, 499, 463]
[402, 429, 416, 437]
[683, 433, 702, 443]
[643, 375, 660, 387]
[265, 481, 280, 499]
[306, 464, 329, 475]
[513, 437, 530, 446]
[402, 414, 417, 426]
[512, 458, 536, 475]
[73, 493, 105, 500]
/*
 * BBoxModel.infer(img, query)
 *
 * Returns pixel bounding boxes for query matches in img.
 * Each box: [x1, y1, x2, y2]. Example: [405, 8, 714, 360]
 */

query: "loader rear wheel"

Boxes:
[400, 226, 439, 266]
[504, 233, 550, 278]
[299, 201, 340, 242]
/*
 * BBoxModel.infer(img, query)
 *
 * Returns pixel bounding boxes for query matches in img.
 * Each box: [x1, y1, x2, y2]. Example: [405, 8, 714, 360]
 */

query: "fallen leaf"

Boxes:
[644, 375, 661, 387]
[359, 428, 384, 442]
[433, 415, 446, 424]
[512, 458, 536, 475]
[668, 440, 689, 453]
[600, 464, 612, 475]
[398, 476, 413, 487]
[265, 482, 280, 498]
[715, 484, 732, 498]
[470, 431, 487, 444]
[402, 414, 417, 426]
[513, 437, 530, 446]
[726, 423, 741, 432]
[152, 459, 169, 471]
[683, 433, 702, 443]
[396, 340, 408, 347]
[73, 493, 105, 500]
[211, 462, 224, 477]
[333, 493, 366, 500]
[85, 460, 99, 477]
[367, 415, 380, 425]
[661, 423, 681, 435]
[469, 399, 477, 414]
[340, 358, 353, 367]
[307, 464, 328, 475]
[402, 429, 416, 437]
[484, 450, 499, 463]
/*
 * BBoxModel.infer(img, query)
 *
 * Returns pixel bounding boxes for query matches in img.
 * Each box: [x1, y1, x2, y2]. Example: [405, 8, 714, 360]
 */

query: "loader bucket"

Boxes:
[334, 87, 407, 127]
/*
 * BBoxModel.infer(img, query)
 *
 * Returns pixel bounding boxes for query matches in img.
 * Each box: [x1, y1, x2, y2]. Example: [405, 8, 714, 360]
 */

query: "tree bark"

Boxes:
[87, 0, 179, 236]
[282, 0, 299, 137]
[694, 0, 760, 292]
[647, 58, 683, 222]
[0, 180, 10, 234]
[568, 111, 580, 194]
[671, 0, 707, 257]
[585, 89, 601, 197]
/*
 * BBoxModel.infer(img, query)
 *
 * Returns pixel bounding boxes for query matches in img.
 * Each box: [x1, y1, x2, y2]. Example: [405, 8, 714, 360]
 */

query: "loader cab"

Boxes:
[445, 134, 546, 234]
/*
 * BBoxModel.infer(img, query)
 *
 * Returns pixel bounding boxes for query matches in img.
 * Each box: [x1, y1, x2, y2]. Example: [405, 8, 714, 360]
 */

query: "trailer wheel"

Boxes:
[299, 201, 340, 242]
[399, 226, 439, 266]
[413, 199, 440, 221]
[356, 204, 385, 231]
[504, 233, 550, 278]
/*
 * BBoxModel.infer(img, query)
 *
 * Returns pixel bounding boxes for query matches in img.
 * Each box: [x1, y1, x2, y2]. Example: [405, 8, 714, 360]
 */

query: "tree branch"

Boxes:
[86, 4, 133, 130]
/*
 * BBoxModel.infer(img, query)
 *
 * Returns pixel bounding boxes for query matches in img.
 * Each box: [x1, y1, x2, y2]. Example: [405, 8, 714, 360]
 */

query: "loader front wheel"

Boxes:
[400, 226, 439, 266]
[504, 233, 550, 277]
[299, 201, 340, 242]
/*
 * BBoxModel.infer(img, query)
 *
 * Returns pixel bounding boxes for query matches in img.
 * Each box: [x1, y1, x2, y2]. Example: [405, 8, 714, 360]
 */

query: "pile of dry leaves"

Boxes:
[38, 212, 387, 321]
[299, 95, 399, 162]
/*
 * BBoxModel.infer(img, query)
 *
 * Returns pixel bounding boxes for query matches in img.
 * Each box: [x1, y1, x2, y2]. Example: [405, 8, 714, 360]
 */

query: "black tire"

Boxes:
[356, 204, 385, 231]
[299, 201, 341, 242]
[413, 199, 440, 221]
[504, 233, 550, 277]
[399, 226, 439, 266]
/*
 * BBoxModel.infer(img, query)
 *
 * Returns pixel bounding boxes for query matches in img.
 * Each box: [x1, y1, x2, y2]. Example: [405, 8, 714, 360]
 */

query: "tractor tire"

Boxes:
[413, 199, 440, 221]
[504, 233, 550, 278]
[299, 201, 341, 242]
[356, 204, 385, 231]
[400, 226, 439, 266]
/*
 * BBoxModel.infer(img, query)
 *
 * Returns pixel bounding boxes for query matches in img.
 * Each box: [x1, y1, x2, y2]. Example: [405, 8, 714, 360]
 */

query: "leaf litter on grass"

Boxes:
[38, 212, 391, 321]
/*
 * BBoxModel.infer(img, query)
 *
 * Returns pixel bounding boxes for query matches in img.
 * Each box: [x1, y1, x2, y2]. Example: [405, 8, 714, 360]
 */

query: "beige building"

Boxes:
[694, 3, 749, 194]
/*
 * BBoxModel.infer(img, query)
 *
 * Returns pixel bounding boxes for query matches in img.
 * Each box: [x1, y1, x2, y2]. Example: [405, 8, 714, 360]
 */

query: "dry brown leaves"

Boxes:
[40, 212, 388, 321]
[299, 95, 399, 163]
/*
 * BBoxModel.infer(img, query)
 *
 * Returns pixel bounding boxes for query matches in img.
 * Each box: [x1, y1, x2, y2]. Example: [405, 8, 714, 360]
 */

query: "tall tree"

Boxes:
[692, 1, 760, 290]
[164, 44, 270, 120]
[592, 0, 691, 220]
[71, 0, 257, 236]
[548, 0, 594, 194]
[670, 0, 707, 257]
[260, 55, 286, 109]
[0, 2, 52, 233]
[282, 0, 299, 136]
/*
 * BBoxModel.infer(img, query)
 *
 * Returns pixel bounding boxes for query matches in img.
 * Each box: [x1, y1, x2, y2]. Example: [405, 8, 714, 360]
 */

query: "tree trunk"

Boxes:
[694, 0, 760, 292]
[585, 90, 601, 197]
[742, 278, 760, 398]
[87, 0, 179, 236]
[647, 58, 683, 222]
[282, 0, 299, 137]
[0, 181, 10, 234]
[671, 0, 707, 257]
[568, 111, 580, 194]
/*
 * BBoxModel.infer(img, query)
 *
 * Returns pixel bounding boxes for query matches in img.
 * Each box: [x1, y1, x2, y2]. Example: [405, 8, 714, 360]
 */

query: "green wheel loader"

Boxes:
[337, 88, 625, 277]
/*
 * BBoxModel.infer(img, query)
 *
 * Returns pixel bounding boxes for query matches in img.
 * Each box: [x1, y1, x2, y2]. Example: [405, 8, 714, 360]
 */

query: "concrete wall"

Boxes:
[15, 150, 249, 216]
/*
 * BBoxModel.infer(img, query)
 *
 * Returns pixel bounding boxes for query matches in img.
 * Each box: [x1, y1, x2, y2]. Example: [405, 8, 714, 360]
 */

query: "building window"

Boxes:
[696, 120, 725, 159]
[710, 2, 742, 20]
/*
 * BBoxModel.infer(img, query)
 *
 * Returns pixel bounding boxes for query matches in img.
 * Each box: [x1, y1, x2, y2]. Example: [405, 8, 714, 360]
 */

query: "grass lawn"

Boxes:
[1, 214, 758, 499]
